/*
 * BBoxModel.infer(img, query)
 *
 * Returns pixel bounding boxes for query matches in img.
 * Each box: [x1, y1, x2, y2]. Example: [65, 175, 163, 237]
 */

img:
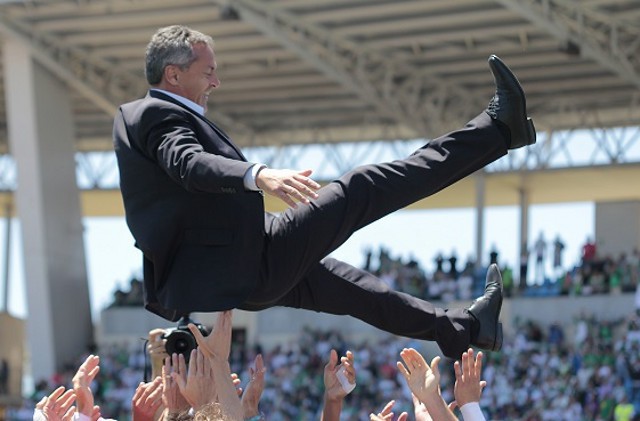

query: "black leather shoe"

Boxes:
[468, 263, 504, 352]
[486, 55, 536, 149]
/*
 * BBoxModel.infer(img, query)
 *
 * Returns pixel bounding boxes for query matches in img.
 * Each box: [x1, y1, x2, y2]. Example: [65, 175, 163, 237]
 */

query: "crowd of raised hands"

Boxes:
[32, 310, 489, 421]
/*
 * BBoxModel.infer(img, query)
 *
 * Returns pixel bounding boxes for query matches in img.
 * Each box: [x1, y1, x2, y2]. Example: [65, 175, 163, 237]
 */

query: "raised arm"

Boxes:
[71, 355, 100, 419]
[452, 349, 487, 421]
[396, 348, 457, 421]
[321, 349, 355, 421]
[241, 354, 266, 420]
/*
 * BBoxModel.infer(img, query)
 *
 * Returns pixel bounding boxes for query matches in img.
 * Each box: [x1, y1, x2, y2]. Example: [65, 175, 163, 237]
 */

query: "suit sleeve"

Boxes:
[139, 106, 254, 194]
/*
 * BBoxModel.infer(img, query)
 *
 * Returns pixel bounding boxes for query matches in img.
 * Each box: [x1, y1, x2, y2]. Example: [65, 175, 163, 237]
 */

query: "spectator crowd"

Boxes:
[3, 241, 640, 420]
[5, 304, 640, 420]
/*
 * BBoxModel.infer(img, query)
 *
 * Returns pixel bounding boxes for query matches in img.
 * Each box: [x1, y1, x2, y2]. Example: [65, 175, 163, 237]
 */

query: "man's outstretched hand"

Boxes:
[255, 168, 320, 208]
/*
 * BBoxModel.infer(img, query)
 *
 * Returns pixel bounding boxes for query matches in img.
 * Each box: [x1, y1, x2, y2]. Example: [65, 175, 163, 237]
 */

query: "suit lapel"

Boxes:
[147, 90, 247, 161]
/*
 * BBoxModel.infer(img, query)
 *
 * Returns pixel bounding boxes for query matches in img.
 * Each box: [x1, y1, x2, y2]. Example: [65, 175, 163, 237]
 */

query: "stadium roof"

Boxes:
[0, 0, 639, 153]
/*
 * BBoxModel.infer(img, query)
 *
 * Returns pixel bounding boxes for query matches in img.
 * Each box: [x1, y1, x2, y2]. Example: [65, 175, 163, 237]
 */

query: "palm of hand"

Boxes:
[398, 349, 441, 404]
[324, 371, 345, 401]
[72, 356, 99, 414]
[408, 365, 439, 398]
[163, 377, 190, 412]
[162, 360, 190, 413]
[243, 362, 265, 409]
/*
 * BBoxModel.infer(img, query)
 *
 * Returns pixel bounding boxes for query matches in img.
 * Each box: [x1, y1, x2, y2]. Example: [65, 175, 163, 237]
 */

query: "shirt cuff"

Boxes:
[460, 402, 485, 421]
[243, 164, 266, 191]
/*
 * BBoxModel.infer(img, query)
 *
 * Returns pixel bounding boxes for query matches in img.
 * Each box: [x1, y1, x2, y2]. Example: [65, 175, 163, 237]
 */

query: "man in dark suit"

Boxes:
[114, 25, 536, 359]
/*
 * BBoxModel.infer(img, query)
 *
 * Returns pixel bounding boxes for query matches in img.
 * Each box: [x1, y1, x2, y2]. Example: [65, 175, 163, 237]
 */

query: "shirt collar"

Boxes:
[150, 88, 205, 116]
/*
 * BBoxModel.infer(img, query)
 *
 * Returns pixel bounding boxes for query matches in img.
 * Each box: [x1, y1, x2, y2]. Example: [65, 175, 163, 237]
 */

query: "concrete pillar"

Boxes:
[3, 37, 93, 381]
[475, 172, 485, 268]
[518, 187, 530, 289]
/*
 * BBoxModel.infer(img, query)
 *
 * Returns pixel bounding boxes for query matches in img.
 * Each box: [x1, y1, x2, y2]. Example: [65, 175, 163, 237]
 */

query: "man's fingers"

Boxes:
[36, 396, 48, 410]
[287, 178, 319, 200]
[474, 351, 484, 376]
[294, 172, 321, 190]
[453, 360, 462, 380]
[430, 355, 441, 378]
[145, 379, 164, 404]
[462, 350, 471, 378]
[379, 399, 395, 415]
[255, 354, 265, 374]
[187, 349, 198, 375]
[195, 348, 205, 374]
[171, 372, 187, 392]
[279, 191, 298, 208]
[62, 406, 76, 421]
[87, 366, 100, 382]
[396, 361, 410, 379]
[49, 386, 66, 401]
[325, 349, 338, 371]
[133, 382, 146, 402]
[187, 324, 210, 354]
[177, 353, 187, 377]
[58, 390, 76, 412]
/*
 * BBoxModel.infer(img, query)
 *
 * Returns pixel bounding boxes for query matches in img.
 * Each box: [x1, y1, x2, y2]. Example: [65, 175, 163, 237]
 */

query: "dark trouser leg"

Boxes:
[267, 258, 471, 359]
[245, 112, 506, 306]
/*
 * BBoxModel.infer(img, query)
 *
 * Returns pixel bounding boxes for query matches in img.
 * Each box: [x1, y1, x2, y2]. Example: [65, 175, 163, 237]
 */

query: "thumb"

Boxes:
[325, 349, 338, 371]
[298, 169, 313, 177]
[187, 324, 209, 353]
[448, 400, 458, 411]
[430, 355, 441, 378]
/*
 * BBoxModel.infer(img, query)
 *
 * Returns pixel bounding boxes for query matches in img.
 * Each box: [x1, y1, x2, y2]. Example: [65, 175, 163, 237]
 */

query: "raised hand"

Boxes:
[324, 350, 355, 402]
[72, 355, 100, 417]
[453, 348, 486, 407]
[171, 348, 217, 410]
[397, 348, 440, 404]
[161, 355, 190, 415]
[131, 377, 164, 421]
[188, 310, 232, 361]
[241, 354, 266, 419]
[370, 400, 408, 421]
[255, 168, 320, 208]
[397, 349, 457, 421]
[36, 386, 77, 421]
[147, 328, 169, 380]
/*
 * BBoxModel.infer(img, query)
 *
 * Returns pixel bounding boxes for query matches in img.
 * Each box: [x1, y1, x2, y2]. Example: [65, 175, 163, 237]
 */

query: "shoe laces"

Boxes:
[486, 95, 498, 119]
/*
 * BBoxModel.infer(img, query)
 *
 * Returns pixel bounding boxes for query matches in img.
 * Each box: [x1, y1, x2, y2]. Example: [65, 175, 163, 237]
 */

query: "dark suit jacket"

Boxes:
[113, 90, 265, 321]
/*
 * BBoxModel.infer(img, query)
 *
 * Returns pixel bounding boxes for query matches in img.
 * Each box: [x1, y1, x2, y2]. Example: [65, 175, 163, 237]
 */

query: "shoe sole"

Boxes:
[525, 117, 536, 146]
[493, 322, 503, 351]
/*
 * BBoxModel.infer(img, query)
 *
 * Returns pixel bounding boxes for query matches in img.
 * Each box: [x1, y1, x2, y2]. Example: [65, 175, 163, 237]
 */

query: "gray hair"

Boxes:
[145, 25, 214, 85]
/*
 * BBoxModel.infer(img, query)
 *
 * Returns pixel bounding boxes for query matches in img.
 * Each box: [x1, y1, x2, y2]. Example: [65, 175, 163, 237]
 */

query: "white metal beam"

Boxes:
[495, 0, 640, 89]
[214, 0, 489, 139]
[0, 11, 253, 135]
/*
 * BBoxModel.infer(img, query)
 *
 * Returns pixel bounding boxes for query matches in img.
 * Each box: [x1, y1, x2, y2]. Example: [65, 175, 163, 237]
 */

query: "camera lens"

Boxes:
[173, 338, 190, 353]
[165, 330, 197, 361]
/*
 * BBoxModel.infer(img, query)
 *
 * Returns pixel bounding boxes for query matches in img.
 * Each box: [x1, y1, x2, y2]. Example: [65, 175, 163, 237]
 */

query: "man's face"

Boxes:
[174, 42, 220, 110]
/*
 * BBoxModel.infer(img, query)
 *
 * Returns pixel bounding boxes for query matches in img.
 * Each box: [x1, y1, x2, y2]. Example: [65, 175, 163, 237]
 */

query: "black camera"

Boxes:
[163, 315, 209, 362]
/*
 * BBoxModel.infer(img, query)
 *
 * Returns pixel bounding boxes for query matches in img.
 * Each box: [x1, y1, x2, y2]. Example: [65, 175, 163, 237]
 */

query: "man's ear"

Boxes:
[164, 65, 180, 86]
